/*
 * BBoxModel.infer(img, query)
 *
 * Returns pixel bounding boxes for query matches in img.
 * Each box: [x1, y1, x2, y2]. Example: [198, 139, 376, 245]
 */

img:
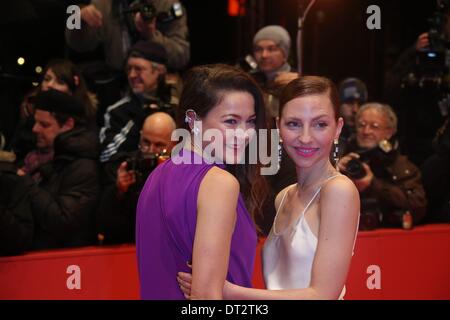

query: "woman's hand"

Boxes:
[177, 271, 234, 300]
[177, 271, 193, 299]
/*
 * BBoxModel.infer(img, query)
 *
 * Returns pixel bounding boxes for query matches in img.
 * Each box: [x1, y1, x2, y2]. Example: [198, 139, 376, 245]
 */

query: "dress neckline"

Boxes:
[272, 174, 342, 237]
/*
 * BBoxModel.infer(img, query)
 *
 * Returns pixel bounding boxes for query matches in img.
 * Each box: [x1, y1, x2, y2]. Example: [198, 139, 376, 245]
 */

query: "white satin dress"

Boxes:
[262, 175, 358, 299]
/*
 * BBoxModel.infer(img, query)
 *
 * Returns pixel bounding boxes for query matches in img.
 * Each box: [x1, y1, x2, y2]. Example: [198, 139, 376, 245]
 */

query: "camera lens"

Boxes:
[344, 159, 367, 179]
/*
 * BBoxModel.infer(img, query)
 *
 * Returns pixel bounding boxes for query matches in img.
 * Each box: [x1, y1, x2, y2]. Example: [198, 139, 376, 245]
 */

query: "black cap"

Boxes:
[339, 78, 368, 104]
[128, 41, 168, 65]
[32, 89, 85, 117]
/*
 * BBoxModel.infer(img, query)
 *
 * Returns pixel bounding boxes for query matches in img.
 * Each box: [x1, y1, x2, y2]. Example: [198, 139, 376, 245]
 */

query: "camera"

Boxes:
[428, 0, 449, 54]
[125, 150, 169, 178]
[122, 0, 184, 44]
[123, 0, 184, 23]
[344, 158, 366, 180]
[402, 0, 449, 115]
[126, 152, 158, 177]
[128, 0, 157, 22]
[343, 139, 398, 180]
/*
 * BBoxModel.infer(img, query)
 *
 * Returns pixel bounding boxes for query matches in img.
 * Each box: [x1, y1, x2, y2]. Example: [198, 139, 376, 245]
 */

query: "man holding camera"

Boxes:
[338, 103, 427, 229]
[384, 6, 449, 166]
[66, 0, 190, 72]
[96, 111, 175, 244]
[99, 40, 176, 163]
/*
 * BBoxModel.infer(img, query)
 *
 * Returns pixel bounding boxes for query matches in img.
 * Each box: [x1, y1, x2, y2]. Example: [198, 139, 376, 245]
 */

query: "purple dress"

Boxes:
[136, 150, 257, 299]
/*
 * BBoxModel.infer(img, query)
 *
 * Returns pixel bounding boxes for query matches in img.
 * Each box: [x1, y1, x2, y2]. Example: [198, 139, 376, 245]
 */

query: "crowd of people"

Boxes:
[0, 0, 449, 301]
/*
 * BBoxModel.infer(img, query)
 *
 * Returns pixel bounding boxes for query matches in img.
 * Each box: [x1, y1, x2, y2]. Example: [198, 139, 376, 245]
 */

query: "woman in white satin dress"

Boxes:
[178, 76, 360, 300]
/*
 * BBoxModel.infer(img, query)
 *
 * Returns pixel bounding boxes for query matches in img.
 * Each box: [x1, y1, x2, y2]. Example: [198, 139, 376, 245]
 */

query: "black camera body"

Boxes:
[126, 152, 158, 178]
[428, 0, 449, 53]
[343, 139, 397, 180]
[123, 0, 183, 23]
[402, 0, 449, 112]
[130, 0, 157, 22]
[344, 158, 367, 180]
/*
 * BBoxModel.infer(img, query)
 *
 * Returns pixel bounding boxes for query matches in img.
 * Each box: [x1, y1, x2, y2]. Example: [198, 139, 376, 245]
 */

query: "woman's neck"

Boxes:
[296, 159, 337, 192]
[183, 136, 217, 164]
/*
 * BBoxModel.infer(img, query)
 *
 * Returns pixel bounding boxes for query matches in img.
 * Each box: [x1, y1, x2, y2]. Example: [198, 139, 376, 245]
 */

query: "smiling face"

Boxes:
[278, 94, 343, 170]
[126, 57, 161, 95]
[199, 91, 257, 164]
[253, 39, 286, 74]
[32, 109, 73, 150]
[356, 108, 394, 149]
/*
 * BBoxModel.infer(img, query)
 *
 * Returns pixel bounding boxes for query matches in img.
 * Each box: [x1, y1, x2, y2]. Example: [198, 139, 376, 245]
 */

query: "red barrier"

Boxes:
[0, 245, 139, 300]
[252, 224, 450, 299]
[1, 224, 450, 299]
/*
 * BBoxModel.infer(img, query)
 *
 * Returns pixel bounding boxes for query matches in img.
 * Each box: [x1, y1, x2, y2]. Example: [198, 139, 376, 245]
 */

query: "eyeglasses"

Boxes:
[356, 121, 388, 132]
[139, 140, 167, 154]
[125, 65, 150, 75]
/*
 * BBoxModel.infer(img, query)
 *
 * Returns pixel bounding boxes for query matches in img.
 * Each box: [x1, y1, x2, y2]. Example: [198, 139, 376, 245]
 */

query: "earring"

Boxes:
[185, 109, 199, 135]
[333, 139, 339, 165]
[278, 140, 283, 168]
[192, 126, 200, 136]
[277, 129, 283, 171]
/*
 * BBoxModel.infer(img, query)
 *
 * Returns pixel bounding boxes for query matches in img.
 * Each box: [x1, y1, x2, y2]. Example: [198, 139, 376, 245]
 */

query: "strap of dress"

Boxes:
[272, 184, 296, 235]
[296, 174, 342, 226]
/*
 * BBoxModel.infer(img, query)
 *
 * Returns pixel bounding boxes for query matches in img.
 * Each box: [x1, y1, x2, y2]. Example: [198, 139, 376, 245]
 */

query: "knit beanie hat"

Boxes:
[253, 25, 291, 58]
[339, 78, 368, 104]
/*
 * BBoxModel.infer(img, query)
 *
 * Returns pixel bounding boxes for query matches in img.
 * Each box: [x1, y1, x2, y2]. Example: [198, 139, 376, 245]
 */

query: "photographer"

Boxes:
[99, 40, 177, 163]
[96, 112, 175, 244]
[338, 103, 427, 229]
[384, 3, 449, 165]
[66, 0, 190, 72]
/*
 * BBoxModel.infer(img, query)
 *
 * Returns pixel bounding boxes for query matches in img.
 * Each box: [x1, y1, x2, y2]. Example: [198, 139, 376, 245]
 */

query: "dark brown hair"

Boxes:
[177, 64, 269, 228]
[42, 59, 97, 124]
[279, 76, 340, 121]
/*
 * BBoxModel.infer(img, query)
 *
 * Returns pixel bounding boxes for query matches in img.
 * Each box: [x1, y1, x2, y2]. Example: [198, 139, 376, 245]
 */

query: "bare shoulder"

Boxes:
[200, 166, 240, 195]
[196, 166, 241, 228]
[322, 175, 359, 199]
[321, 175, 360, 215]
[275, 183, 296, 211]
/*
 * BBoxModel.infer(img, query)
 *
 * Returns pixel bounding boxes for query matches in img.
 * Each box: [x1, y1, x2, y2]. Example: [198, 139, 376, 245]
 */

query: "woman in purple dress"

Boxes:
[136, 64, 268, 299]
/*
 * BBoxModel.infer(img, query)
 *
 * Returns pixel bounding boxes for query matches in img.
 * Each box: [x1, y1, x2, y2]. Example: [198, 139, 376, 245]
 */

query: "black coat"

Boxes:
[1, 127, 102, 254]
[0, 162, 34, 256]
[96, 151, 151, 244]
[26, 127, 101, 250]
[344, 139, 427, 227]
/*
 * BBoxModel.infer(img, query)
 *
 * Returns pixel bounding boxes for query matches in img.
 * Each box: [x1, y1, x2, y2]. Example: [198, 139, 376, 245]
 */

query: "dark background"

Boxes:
[0, 0, 438, 145]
